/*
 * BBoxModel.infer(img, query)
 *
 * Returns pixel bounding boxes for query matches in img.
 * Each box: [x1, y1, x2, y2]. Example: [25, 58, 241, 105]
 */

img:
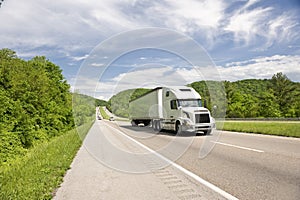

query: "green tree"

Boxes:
[270, 72, 300, 117]
[258, 90, 281, 117]
[72, 93, 95, 126]
[0, 48, 75, 164]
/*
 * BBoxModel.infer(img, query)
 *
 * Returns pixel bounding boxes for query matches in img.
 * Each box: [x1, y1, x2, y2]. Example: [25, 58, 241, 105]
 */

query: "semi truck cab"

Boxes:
[161, 87, 214, 134]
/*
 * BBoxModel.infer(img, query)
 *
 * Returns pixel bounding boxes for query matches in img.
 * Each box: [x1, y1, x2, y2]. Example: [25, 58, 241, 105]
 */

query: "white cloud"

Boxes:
[72, 54, 89, 61]
[0, 0, 139, 59]
[94, 81, 118, 101]
[0, 0, 228, 54]
[225, 0, 299, 47]
[93, 64, 224, 100]
[225, 5, 272, 44]
[110, 66, 180, 89]
[1, 0, 299, 58]
[163, 0, 225, 30]
[177, 66, 226, 81]
[267, 13, 299, 46]
[91, 63, 105, 67]
[1, 0, 299, 92]
[140, 0, 226, 47]
[219, 55, 300, 81]
[94, 66, 197, 99]
[76, 54, 300, 100]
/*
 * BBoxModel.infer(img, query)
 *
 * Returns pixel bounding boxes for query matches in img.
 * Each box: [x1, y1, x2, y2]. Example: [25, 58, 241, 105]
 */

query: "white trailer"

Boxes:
[129, 86, 215, 135]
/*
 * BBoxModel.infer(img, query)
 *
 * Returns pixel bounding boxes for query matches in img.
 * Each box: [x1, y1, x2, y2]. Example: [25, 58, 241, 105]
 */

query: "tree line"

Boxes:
[190, 72, 300, 118]
[107, 73, 300, 119]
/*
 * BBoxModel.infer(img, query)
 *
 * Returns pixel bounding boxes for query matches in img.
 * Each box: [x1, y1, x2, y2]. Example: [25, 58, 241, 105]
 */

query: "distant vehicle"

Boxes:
[129, 86, 214, 135]
[97, 115, 102, 120]
[109, 117, 115, 121]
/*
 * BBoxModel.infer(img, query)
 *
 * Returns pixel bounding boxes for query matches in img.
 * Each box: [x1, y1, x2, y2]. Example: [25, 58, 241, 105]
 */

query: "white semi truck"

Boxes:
[129, 86, 215, 135]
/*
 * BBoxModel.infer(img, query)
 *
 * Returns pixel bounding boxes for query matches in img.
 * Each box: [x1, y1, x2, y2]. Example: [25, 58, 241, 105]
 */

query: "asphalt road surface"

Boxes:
[55, 120, 300, 200]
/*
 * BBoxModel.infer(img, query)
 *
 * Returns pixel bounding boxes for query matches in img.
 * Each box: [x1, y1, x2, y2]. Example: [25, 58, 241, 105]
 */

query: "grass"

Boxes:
[99, 107, 110, 120]
[0, 121, 93, 200]
[216, 120, 300, 138]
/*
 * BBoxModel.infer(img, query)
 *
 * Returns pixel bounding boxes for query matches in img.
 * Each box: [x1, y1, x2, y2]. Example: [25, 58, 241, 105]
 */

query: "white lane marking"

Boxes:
[213, 141, 264, 153]
[103, 122, 239, 200]
[222, 130, 300, 141]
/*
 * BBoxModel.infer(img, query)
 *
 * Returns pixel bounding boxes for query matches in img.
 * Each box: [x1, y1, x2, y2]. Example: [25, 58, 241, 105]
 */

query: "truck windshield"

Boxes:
[178, 99, 202, 107]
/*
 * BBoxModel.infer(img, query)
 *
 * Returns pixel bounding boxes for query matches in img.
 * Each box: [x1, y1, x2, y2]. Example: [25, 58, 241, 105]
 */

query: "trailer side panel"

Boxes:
[129, 88, 161, 120]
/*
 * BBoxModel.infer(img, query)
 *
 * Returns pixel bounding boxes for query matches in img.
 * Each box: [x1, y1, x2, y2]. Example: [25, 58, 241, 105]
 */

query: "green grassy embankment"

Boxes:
[0, 121, 93, 200]
[99, 107, 110, 120]
[217, 121, 300, 138]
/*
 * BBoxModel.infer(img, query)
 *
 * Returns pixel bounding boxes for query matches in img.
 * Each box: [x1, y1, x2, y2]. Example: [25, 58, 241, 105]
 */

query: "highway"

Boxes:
[55, 120, 300, 200]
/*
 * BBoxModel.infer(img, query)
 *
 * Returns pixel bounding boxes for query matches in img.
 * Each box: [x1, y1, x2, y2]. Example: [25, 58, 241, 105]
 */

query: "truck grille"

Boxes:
[195, 114, 210, 123]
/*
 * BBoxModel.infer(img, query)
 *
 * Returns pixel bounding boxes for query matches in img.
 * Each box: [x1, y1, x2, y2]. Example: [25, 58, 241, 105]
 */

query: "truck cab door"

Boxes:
[163, 99, 178, 119]
[163, 90, 178, 129]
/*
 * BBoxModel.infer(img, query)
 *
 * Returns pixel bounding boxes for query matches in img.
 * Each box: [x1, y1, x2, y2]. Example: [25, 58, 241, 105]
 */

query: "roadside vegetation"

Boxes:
[0, 48, 96, 199]
[99, 107, 110, 120]
[95, 98, 108, 108]
[72, 93, 98, 126]
[0, 122, 93, 200]
[217, 121, 300, 138]
[0, 49, 76, 165]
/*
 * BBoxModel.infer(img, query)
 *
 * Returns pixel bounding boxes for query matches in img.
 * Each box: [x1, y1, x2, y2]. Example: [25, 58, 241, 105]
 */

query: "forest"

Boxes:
[0, 49, 96, 165]
[107, 73, 300, 119]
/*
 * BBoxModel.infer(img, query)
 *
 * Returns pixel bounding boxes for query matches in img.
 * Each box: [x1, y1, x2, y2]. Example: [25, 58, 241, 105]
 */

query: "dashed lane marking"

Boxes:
[212, 141, 264, 153]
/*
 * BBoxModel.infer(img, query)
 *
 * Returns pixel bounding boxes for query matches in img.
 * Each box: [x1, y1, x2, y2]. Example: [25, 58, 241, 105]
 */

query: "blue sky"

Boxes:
[0, 0, 300, 99]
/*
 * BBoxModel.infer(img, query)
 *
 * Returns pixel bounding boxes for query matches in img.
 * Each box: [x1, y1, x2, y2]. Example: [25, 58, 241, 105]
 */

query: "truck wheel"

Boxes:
[153, 120, 161, 132]
[157, 121, 161, 132]
[175, 121, 181, 134]
[203, 129, 212, 135]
